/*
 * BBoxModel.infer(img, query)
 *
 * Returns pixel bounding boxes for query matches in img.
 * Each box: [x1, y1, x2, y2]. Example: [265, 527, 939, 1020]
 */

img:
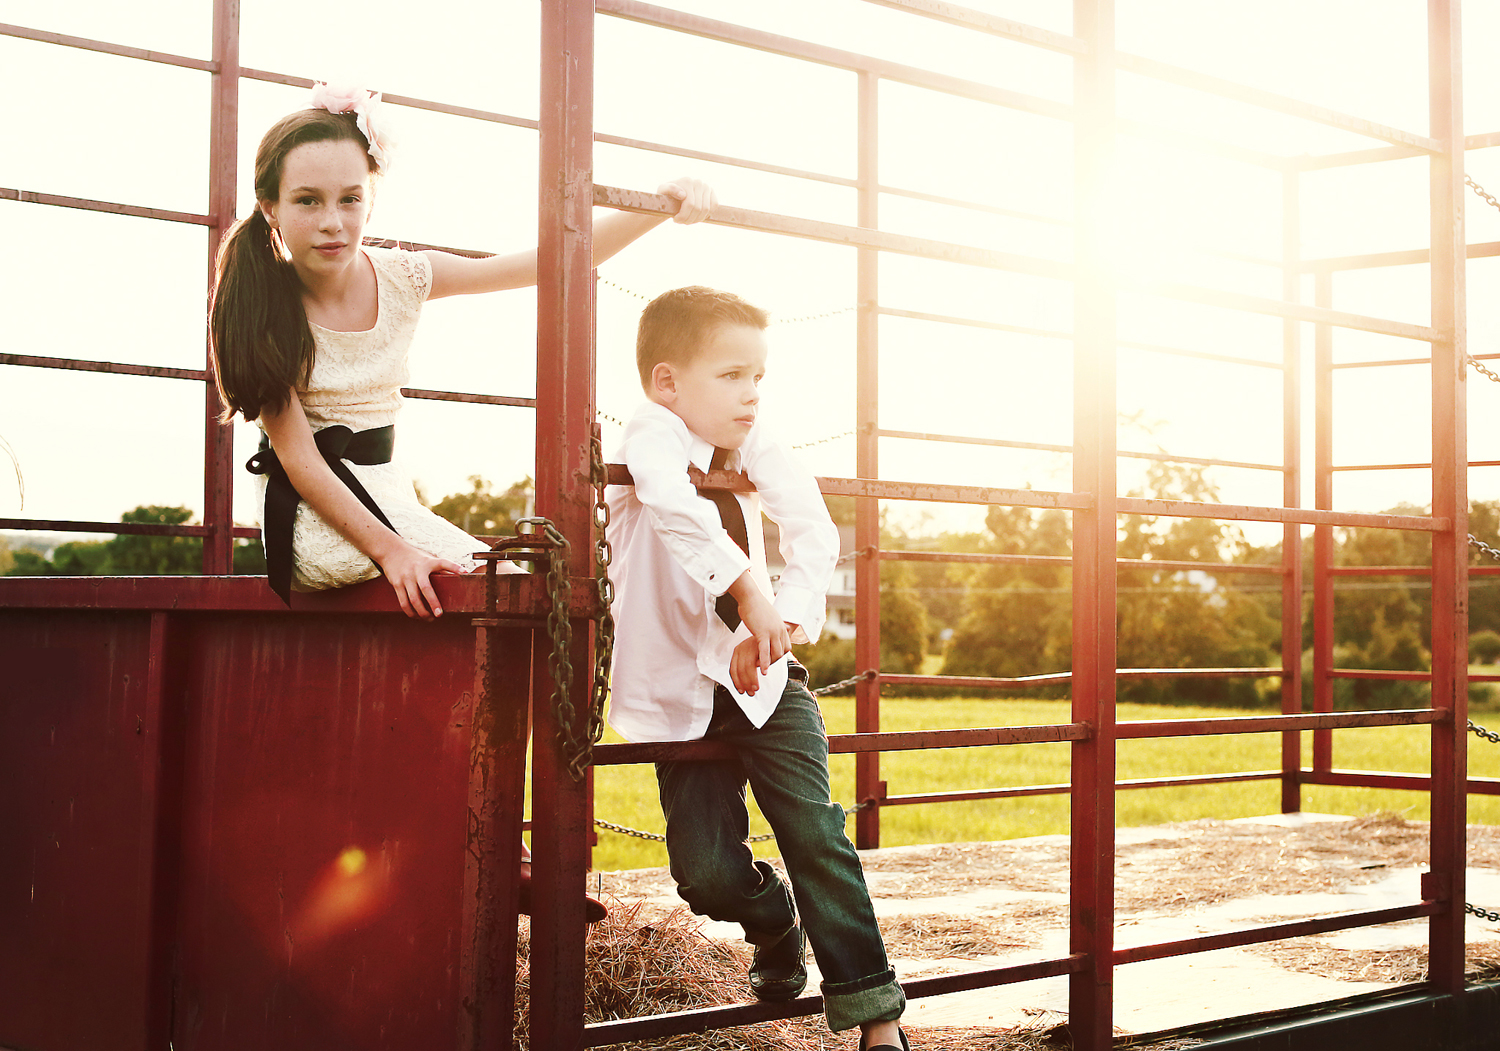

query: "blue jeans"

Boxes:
[655, 671, 905, 1032]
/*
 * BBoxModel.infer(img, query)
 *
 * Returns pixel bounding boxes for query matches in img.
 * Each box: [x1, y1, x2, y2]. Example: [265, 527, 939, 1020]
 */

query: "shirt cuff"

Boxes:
[696, 533, 753, 597]
[774, 585, 825, 644]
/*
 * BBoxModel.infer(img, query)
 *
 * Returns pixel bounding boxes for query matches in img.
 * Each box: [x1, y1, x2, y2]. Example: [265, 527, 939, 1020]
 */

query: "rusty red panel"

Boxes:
[0, 611, 162, 1050]
[0, 590, 535, 1051]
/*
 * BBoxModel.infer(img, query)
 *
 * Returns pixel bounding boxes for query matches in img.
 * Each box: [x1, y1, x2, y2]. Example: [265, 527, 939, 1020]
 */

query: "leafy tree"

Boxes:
[0, 537, 11, 576]
[430, 475, 532, 536]
[796, 560, 930, 689]
[1472, 629, 1500, 665]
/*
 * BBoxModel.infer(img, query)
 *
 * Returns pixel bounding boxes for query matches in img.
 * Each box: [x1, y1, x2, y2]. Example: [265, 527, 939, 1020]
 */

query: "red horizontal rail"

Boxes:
[1327, 669, 1431, 682]
[400, 388, 536, 408]
[0, 518, 257, 539]
[1114, 497, 1445, 531]
[886, 770, 1280, 807]
[1114, 904, 1439, 967]
[878, 671, 1074, 689]
[598, 0, 1073, 121]
[880, 550, 1284, 575]
[0, 22, 214, 70]
[0, 353, 207, 381]
[593, 722, 1091, 766]
[0, 187, 211, 226]
[1117, 339, 1288, 371]
[1301, 770, 1500, 796]
[581, 954, 1084, 1047]
[597, 185, 1076, 280]
[1118, 709, 1444, 739]
[1301, 239, 1500, 272]
[877, 427, 1284, 473]
[877, 306, 1069, 337]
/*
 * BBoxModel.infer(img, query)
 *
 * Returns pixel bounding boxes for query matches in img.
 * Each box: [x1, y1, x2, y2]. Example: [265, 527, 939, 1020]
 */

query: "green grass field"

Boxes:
[586, 697, 1500, 872]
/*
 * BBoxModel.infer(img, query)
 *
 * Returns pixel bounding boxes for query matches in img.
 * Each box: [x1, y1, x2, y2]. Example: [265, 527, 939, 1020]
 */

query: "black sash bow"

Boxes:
[245, 424, 396, 604]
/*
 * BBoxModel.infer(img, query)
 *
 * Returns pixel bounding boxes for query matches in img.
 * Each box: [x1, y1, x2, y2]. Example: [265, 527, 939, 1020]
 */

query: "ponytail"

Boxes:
[210, 208, 314, 423]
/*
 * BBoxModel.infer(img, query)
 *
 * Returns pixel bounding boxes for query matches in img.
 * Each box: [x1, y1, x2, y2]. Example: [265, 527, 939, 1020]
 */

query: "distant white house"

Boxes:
[763, 519, 858, 640]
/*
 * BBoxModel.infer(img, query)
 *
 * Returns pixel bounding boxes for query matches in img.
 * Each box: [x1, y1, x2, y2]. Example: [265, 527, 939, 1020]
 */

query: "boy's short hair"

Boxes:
[637, 286, 769, 389]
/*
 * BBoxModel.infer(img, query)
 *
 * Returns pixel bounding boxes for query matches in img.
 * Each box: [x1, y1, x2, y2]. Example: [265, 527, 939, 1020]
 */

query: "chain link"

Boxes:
[1469, 719, 1500, 746]
[1467, 173, 1500, 214]
[1468, 901, 1500, 923]
[1468, 533, 1500, 564]
[514, 517, 589, 782]
[791, 429, 857, 450]
[811, 671, 874, 697]
[588, 428, 616, 771]
[1468, 354, 1500, 386]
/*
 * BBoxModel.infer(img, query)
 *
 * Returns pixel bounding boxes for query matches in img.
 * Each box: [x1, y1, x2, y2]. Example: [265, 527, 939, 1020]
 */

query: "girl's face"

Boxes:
[260, 138, 373, 282]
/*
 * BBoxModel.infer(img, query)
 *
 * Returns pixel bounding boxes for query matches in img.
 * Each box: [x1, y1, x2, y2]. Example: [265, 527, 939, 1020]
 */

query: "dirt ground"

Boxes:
[519, 815, 1500, 1050]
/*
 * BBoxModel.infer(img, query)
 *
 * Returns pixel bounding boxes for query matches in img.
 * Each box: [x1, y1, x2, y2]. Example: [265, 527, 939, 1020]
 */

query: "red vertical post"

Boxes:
[1069, 2, 1117, 1047]
[203, 0, 239, 574]
[1426, 0, 1468, 994]
[854, 69, 884, 849]
[532, 2, 596, 1048]
[1280, 167, 1304, 814]
[1311, 272, 1334, 773]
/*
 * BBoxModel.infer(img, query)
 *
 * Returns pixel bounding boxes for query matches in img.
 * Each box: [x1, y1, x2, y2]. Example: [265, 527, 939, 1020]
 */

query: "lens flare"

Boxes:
[290, 844, 393, 947]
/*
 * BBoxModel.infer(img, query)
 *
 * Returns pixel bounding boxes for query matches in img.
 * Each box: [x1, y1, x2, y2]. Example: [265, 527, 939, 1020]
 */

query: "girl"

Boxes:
[211, 84, 714, 619]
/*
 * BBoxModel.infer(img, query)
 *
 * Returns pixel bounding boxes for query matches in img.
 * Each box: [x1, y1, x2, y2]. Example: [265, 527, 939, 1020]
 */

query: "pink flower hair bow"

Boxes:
[310, 82, 392, 170]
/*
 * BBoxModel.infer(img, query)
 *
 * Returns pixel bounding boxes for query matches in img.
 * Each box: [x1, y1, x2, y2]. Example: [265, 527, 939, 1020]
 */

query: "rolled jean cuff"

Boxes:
[821, 969, 905, 1032]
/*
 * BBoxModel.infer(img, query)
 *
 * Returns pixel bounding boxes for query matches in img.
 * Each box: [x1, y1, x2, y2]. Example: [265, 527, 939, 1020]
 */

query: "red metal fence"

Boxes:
[3, 2, 1498, 1049]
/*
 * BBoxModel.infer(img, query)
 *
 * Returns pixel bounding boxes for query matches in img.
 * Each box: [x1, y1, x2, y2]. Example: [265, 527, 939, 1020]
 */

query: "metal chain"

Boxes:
[1470, 719, 1500, 746]
[587, 428, 616, 769]
[791, 429, 857, 450]
[811, 671, 873, 697]
[1468, 902, 1500, 923]
[1468, 533, 1500, 564]
[515, 517, 589, 782]
[1466, 173, 1500, 214]
[1468, 355, 1500, 386]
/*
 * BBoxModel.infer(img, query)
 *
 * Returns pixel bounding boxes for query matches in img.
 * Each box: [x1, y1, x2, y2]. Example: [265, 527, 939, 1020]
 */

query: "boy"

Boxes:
[606, 287, 909, 1050]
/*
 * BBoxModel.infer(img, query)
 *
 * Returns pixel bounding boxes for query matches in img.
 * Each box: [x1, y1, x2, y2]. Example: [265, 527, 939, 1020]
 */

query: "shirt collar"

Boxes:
[638, 400, 734, 472]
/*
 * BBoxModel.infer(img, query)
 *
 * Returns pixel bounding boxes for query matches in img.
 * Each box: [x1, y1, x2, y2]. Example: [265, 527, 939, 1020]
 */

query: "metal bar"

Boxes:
[0, 517, 256, 539]
[0, 353, 207, 381]
[1312, 270, 1335, 774]
[876, 305, 1068, 338]
[856, 0, 1086, 54]
[202, 0, 238, 575]
[1332, 462, 1437, 471]
[1117, 338, 1286, 371]
[597, 131, 858, 187]
[1117, 709, 1443, 740]
[877, 426, 1284, 472]
[1281, 164, 1305, 816]
[1115, 52, 1439, 152]
[0, 22, 215, 70]
[878, 671, 1074, 689]
[876, 187, 1069, 226]
[1113, 498, 1444, 531]
[854, 69, 883, 850]
[597, 0, 1073, 122]
[1115, 904, 1438, 966]
[1428, 0, 1468, 994]
[1301, 770, 1500, 795]
[531, 4, 596, 1047]
[0, 187, 211, 226]
[1122, 276, 1442, 343]
[886, 771, 1280, 807]
[1301, 239, 1500, 272]
[458, 624, 530, 1051]
[1328, 669, 1433, 681]
[879, 550, 1284, 574]
[400, 387, 537, 408]
[581, 956, 1084, 1046]
[1071, 2, 1117, 1044]
[595, 185, 1076, 279]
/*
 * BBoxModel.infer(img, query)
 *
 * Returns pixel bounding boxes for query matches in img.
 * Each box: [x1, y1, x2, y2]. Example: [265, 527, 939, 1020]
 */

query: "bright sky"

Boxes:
[5, 1, 1500, 545]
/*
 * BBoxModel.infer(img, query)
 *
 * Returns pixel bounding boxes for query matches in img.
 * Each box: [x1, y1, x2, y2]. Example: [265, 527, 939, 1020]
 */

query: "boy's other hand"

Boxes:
[659, 176, 716, 224]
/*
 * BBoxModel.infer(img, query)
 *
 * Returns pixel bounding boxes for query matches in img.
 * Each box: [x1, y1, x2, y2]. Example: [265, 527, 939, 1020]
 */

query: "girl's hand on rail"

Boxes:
[658, 177, 716, 224]
[379, 543, 467, 620]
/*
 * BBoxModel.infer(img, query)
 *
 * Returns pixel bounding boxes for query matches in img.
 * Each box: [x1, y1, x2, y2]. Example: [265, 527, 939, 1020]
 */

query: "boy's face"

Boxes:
[654, 323, 768, 451]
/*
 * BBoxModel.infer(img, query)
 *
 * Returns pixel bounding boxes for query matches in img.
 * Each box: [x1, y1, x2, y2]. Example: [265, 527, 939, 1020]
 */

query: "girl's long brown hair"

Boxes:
[210, 108, 379, 422]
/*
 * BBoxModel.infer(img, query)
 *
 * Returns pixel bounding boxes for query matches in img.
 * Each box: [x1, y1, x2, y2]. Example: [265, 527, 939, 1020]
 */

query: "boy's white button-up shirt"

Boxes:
[605, 401, 840, 743]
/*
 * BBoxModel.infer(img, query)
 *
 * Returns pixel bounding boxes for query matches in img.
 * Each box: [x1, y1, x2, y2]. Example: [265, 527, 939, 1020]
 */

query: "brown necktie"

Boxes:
[700, 447, 750, 630]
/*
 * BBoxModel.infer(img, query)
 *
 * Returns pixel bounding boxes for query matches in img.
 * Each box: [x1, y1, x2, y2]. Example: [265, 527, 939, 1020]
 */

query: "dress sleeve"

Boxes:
[392, 249, 432, 302]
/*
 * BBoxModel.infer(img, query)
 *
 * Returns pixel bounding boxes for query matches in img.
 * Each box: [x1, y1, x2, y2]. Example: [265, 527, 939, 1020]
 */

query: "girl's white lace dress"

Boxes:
[256, 247, 486, 591]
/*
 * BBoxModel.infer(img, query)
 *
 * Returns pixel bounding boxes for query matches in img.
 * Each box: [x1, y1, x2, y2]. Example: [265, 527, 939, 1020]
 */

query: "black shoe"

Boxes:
[858, 1027, 910, 1051]
[748, 924, 807, 1001]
